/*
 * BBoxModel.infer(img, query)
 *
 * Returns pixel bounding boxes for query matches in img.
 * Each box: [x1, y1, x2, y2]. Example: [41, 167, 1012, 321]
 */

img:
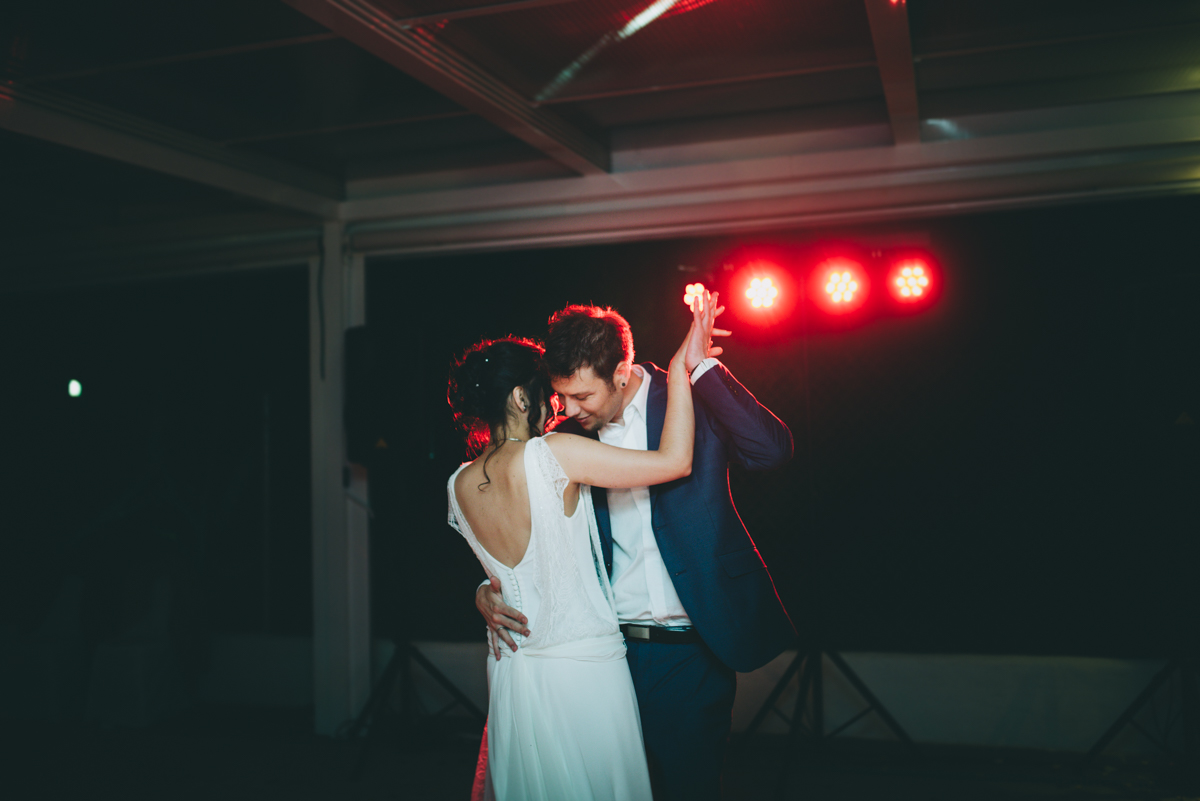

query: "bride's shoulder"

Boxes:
[542, 431, 585, 450]
[447, 459, 472, 488]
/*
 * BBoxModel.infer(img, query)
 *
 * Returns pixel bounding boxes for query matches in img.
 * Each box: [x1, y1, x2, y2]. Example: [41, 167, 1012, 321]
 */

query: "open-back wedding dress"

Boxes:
[447, 434, 652, 801]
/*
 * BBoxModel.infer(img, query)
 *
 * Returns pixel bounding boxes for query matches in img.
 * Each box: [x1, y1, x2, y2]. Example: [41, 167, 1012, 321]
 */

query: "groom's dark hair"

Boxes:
[545, 305, 635, 385]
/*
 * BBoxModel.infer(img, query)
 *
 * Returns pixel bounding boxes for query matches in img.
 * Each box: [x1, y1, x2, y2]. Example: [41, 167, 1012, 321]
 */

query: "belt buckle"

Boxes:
[626, 625, 650, 641]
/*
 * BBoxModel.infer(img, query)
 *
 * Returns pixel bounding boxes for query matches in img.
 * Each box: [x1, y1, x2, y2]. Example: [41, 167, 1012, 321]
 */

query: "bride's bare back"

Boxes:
[454, 442, 581, 569]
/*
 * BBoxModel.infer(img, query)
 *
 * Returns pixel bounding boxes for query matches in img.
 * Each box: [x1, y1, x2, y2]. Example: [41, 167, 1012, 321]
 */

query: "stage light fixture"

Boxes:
[68, 380, 81, 398]
[684, 282, 707, 310]
[826, 272, 858, 304]
[812, 258, 868, 314]
[889, 259, 933, 304]
[745, 276, 779, 308]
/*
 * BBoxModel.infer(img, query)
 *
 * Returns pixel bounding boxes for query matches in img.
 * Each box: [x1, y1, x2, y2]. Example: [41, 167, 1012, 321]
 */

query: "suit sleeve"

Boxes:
[692, 361, 793, 471]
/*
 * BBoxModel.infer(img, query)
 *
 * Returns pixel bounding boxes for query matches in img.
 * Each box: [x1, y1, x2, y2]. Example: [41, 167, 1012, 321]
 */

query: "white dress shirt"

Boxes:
[598, 359, 716, 626]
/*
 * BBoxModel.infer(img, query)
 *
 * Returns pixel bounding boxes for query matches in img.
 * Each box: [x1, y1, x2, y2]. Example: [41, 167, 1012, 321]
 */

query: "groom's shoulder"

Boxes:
[639, 361, 666, 380]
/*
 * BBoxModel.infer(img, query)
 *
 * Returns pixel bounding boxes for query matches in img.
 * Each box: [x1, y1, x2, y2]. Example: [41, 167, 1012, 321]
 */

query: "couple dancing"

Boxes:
[446, 293, 795, 800]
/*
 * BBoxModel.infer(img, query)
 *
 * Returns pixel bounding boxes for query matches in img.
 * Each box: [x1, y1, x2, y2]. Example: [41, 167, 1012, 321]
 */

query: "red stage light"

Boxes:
[745, 276, 779, 308]
[825, 271, 859, 304]
[732, 260, 791, 322]
[889, 259, 933, 304]
[812, 258, 868, 314]
[684, 282, 706, 310]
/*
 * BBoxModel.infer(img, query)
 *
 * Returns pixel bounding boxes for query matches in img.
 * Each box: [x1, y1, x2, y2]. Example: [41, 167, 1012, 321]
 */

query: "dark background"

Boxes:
[3, 194, 1197, 663]
[0, 271, 313, 660]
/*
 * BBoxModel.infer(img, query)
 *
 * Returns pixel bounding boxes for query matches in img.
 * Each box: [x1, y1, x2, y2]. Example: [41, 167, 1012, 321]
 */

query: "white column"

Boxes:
[310, 223, 371, 736]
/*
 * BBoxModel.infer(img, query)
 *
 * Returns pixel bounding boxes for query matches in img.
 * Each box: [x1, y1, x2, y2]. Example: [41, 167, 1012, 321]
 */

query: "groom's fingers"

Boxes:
[478, 578, 530, 656]
[712, 327, 732, 337]
[492, 610, 527, 633]
[489, 610, 523, 655]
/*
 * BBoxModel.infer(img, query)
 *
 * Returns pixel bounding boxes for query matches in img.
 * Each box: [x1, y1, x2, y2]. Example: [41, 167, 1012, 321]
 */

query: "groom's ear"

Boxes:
[613, 361, 632, 389]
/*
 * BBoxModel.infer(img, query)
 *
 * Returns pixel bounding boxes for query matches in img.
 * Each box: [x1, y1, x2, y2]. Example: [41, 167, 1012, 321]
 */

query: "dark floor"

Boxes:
[4, 705, 1196, 801]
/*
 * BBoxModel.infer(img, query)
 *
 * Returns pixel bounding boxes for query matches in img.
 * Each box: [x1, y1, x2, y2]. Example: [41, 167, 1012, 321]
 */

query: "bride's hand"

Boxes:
[676, 290, 729, 375]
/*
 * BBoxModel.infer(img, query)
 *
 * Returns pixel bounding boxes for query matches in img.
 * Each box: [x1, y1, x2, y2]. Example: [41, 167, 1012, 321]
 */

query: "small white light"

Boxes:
[68, 380, 82, 398]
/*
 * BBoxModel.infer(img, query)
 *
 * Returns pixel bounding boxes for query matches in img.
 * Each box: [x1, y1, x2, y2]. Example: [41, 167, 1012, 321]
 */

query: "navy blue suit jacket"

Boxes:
[556, 361, 797, 673]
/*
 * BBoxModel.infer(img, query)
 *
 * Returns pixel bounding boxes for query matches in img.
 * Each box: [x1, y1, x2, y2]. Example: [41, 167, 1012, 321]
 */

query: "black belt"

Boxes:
[620, 624, 701, 645]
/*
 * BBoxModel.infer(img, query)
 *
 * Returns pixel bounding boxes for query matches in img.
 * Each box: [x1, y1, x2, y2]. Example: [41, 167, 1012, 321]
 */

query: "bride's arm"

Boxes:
[546, 292, 720, 489]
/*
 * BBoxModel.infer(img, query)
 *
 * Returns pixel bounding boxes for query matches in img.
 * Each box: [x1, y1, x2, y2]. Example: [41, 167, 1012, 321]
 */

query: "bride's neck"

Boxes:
[489, 418, 533, 446]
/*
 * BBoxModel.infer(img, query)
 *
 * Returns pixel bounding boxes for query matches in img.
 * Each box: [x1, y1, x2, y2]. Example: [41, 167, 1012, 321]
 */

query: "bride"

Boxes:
[446, 293, 716, 800]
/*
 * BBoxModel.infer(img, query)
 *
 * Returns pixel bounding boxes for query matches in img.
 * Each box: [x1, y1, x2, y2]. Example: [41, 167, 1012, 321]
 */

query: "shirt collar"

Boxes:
[610, 363, 649, 430]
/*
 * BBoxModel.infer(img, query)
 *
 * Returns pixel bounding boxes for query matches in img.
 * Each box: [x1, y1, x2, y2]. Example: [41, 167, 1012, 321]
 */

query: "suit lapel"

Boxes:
[591, 483, 613, 574]
[643, 363, 667, 516]
[645, 362, 667, 451]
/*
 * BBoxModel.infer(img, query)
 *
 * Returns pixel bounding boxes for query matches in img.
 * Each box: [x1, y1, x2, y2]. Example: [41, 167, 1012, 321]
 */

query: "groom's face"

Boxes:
[551, 365, 623, 432]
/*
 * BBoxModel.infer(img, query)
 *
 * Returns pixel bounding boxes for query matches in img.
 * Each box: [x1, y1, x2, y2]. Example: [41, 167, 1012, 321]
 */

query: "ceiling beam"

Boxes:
[0, 84, 341, 217]
[21, 33, 340, 84]
[337, 92, 1200, 252]
[25, 93, 1200, 283]
[218, 110, 471, 145]
[394, 0, 579, 28]
[915, 20, 1200, 62]
[864, 0, 920, 144]
[282, 0, 610, 175]
[536, 59, 877, 107]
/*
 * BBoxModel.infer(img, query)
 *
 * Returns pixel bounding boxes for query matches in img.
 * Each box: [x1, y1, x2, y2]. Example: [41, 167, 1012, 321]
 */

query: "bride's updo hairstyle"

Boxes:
[448, 337, 552, 461]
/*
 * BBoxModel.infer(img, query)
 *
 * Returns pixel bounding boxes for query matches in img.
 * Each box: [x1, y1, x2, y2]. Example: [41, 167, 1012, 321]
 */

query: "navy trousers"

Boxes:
[625, 638, 737, 801]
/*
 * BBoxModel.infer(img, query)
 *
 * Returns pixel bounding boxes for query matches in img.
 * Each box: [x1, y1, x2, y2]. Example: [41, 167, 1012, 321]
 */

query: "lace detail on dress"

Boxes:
[581, 486, 617, 615]
[446, 440, 618, 656]
[522, 438, 615, 650]
[538, 432, 570, 501]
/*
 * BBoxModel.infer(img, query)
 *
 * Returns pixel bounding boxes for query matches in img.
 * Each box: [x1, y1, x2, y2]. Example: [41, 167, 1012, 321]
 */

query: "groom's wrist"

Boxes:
[689, 358, 718, 384]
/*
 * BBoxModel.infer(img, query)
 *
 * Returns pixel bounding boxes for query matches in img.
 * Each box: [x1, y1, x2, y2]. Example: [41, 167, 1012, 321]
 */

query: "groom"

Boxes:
[477, 300, 796, 799]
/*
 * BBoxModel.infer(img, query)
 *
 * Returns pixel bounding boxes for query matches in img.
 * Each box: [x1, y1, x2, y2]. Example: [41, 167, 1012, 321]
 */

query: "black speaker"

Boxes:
[344, 325, 408, 467]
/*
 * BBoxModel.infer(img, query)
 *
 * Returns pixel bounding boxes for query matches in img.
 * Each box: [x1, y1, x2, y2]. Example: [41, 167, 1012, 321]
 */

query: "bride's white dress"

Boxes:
[447, 435, 652, 801]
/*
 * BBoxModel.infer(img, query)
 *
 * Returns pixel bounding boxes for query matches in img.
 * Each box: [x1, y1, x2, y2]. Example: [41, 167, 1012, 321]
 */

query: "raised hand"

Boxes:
[683, 289, 730, 374]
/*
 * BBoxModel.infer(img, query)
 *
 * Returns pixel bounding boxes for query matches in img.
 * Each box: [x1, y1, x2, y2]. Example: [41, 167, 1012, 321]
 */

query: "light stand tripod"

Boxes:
[1086, 655, 1199, 790]
[346, 635, 486, 779]
[735, 317, 919, 797]
[737, 641, 919, 796]
[740, 645, 917, 752]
